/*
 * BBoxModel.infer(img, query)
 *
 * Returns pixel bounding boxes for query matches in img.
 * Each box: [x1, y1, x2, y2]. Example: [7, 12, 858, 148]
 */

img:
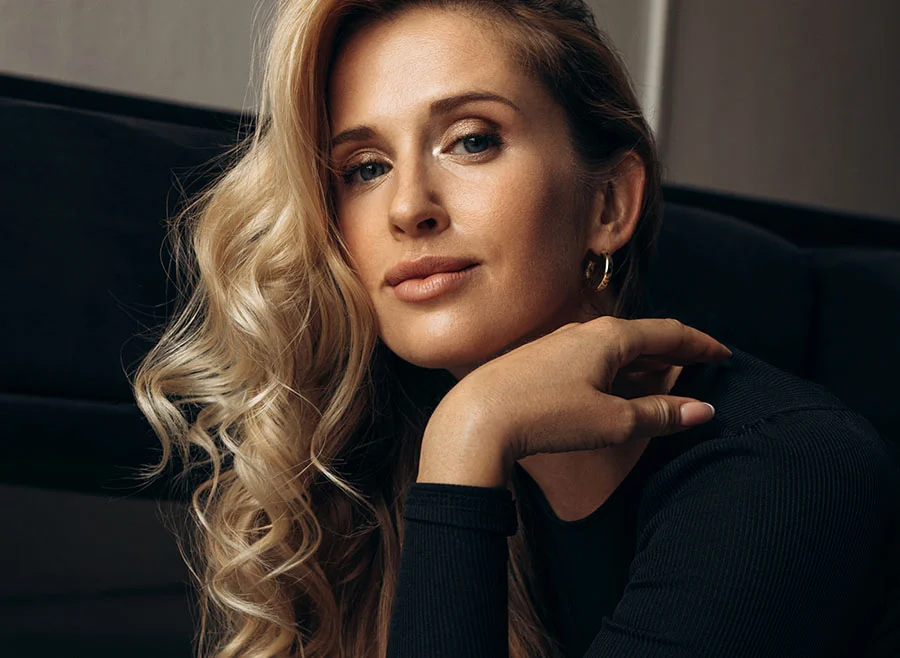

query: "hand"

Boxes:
[425, 317, 732, 472]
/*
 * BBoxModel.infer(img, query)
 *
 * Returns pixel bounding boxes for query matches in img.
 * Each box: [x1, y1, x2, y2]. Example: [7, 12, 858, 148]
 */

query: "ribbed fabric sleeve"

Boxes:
[383, 407, 899, 658]
[385, 483, 517, 658]
[585, 407, 897, 657]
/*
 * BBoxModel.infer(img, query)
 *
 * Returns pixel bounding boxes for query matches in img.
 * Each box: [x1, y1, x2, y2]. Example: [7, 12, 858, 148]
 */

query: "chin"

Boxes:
[377, 307, 551, 374]
[392, 344, 489, 372]
[384, 332, 507, 374]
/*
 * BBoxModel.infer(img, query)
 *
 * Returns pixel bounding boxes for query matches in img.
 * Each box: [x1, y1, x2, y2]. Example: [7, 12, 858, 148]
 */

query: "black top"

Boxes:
[384, 347, 900, 657]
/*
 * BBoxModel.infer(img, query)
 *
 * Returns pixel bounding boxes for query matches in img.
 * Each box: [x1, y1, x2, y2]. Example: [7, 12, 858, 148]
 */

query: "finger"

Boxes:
[610, 368, 673, 400]
[615, 318, 731, 368]
[618, 351, 728, 373]
[607, 395, 715, 444]
[618, 356, 679, 373]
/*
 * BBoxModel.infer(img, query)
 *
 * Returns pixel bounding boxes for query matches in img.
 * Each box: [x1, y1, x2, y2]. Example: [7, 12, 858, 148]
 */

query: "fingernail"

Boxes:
[680, 402, 716, 426]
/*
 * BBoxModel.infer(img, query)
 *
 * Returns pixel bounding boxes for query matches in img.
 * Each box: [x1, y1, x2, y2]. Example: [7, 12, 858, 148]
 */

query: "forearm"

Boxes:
[386, 403, 517, 657]
[386, 483, 517, 658]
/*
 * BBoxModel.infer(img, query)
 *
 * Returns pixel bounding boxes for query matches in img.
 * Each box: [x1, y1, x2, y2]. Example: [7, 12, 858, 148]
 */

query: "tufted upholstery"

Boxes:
[2, 94, 898, 498]
[645, 205, 900, 460]
[647, 204, 814, 378]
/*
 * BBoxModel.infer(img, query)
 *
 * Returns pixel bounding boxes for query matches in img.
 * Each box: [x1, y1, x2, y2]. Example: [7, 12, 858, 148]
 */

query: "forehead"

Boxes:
[327, 7, 528, 126]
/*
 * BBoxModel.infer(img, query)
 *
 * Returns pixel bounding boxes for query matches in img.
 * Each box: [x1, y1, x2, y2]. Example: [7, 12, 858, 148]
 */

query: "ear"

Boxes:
[585, 150, 647, 256]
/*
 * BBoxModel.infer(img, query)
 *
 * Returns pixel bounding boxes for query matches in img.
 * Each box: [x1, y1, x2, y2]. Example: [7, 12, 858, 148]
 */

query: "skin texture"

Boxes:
[328, 7, 676, 520]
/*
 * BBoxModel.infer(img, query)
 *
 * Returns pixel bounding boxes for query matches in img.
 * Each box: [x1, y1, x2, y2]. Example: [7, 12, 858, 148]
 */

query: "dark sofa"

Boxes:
[2, 74, 899, 655]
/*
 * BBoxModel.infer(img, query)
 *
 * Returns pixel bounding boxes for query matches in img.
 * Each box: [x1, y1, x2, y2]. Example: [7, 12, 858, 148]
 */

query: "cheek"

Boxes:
[449, 150, 573, 233]
[474, 162, 581, 274]
[337, 215, 384, 287]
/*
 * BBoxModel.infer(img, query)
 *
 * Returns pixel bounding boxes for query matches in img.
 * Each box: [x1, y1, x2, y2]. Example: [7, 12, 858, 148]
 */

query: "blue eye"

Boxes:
[338, 131, 503, 187]
[339, 160, 382, 185]
[454, 132, 503, 155]
[359, 162, 383, 182]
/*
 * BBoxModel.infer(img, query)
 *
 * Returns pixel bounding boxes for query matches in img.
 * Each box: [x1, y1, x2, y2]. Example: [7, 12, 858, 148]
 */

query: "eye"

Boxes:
[340, 159, 388, 186]
[336, 131, 504, 188]
[450, 132, 504, 155]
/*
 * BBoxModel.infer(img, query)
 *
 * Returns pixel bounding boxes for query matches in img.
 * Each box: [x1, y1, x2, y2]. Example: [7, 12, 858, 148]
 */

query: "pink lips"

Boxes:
[391, 264, 480, 303]
[384, 256, 480, 303]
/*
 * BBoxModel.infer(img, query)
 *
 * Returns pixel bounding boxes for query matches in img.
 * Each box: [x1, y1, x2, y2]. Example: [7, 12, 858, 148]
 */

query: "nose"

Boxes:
[387, 158, 450, 238]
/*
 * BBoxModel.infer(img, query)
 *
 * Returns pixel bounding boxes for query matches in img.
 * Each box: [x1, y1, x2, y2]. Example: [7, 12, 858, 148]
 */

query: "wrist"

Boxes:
[417, 397, 514, 490]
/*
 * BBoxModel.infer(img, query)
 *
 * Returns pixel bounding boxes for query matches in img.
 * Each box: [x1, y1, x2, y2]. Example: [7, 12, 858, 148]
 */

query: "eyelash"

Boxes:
[338, 131, 505, 187]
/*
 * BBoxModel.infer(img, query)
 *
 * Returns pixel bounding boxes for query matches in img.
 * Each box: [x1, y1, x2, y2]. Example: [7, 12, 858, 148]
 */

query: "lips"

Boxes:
[384, 256, 478, 286]
[390, 264, 480, 303]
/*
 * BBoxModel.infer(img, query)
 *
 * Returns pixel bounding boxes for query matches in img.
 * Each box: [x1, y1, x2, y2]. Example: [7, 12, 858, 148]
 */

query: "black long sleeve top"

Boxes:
[385, 347, 900, 657]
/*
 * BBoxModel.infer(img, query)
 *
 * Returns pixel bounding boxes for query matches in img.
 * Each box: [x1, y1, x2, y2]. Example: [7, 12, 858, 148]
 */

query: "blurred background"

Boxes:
[2, 1, 898, 656]
[2, 0, 897, 217]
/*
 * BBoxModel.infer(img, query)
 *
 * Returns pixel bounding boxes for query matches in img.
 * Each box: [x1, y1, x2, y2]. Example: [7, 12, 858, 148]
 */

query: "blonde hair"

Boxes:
[131, 1, 663, 656]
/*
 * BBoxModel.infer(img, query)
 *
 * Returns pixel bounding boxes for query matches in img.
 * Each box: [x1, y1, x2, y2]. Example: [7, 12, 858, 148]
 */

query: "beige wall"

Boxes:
[4, 1, 895, 219]
[0, 1, 660, 120]
[662, 0, 900, 219]
[0, 0, 275, 111]
[588, 0, 667, 133]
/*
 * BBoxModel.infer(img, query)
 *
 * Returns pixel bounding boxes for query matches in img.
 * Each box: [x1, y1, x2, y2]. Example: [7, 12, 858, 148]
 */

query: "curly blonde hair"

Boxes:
[130, 1, 663, 656]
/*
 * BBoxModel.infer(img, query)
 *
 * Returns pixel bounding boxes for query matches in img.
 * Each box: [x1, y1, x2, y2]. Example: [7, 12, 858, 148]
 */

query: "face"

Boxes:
[327, 7, 602, 379]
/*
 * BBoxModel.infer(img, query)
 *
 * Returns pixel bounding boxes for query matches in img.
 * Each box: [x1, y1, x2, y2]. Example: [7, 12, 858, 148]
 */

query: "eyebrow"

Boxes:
[329, 91, 521, 150]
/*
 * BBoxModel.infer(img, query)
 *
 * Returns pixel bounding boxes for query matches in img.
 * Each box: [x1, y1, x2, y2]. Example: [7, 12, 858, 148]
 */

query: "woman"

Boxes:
[132, 0, 900, 656]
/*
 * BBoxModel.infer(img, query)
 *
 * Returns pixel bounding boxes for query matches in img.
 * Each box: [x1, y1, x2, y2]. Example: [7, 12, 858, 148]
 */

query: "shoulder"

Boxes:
[635, 404, 900, 556]
[645, 406, 894, 503]
[671, 345, 855, 429]
[603, 350, 900, 654]
[661, 345, 896, 477]
[638, 346, 899, 531]
[611, 401, 900, 655]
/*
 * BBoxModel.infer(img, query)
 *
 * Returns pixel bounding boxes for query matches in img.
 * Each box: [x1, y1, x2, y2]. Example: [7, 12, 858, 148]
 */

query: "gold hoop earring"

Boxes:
[583, 251, 613, 293]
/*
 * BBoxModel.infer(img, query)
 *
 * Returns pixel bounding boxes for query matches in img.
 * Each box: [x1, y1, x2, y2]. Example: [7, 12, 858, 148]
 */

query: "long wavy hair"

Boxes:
[131, 0, 664, 656]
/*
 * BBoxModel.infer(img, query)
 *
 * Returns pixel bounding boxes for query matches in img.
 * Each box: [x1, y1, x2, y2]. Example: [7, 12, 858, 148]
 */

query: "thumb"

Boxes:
[620, 396, 716, 441]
